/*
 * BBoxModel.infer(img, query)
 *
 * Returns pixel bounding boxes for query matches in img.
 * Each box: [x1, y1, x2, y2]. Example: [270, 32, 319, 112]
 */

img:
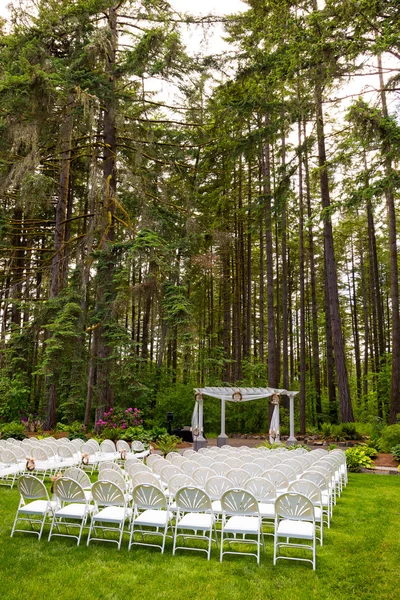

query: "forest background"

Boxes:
[0, 0, 399, 438]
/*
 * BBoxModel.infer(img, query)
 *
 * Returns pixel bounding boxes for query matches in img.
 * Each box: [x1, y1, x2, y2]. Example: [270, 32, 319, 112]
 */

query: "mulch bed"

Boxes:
[373, 453, 399, 468]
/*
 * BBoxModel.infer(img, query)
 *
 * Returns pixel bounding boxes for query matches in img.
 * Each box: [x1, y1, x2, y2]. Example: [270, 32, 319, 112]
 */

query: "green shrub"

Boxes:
[345, 447, 374, 472]
[342, 422, 358, 440]
[331, 424, 346, 442]
[321, 423, 332, 439]
[379, 425, 400, 453]
[0, 421, 26, 440]
[55, 422, 69, 432]
[286, 443, 310, 451]
[356, 443, 378, 458]
[257, 441, 286, 449]
[391, 445, 400, 462]
[149, 426, 168, 441]
[153, 434, 182, 457]
[328, 443, 338, 451]
[121, 426, 152, 444]
[101, 426, 122, 441]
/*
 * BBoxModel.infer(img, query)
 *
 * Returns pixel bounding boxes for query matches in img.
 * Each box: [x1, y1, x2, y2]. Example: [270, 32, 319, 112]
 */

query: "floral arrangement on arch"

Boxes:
[95, 407, 143, 433]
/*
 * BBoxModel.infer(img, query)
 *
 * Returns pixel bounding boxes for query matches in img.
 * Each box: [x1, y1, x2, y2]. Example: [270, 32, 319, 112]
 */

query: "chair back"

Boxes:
[205, 476, 233, 500]
[245, 477, 276, 502]
[175, 486, 212, 513]
[91, 480, 125, 506]
[275, 492, 315, 520]
[63, 467, 91, 489]
[221, 489, 259, 516]
[54, 478, 86, 503]
[133, 483, 167, 510]
[18, 475, 48, 500]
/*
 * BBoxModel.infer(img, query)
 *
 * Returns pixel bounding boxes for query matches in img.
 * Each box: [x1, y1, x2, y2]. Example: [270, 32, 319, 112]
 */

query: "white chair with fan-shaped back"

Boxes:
[146, 454, 163, 469]
[11, 475, 58, 540]
[181, 461, 198, 477]
[211, 462, 230, 477]
[183, 449, 196, 459]
[263, 470, 289, 494]
[192, 467, 216, 488]
[242, 462, 263, 478]
[226, 468, 250, 488]
[275, 464, 297, 484]
[224, 456, 243, 469]
[129, 483, 172, 553]
[220, 489, 263, 564]
[49, 478, 93, 546]
[130, 471, 162, 491]
[173, 487, 217, 560]
[273, 492, 317, 570]
[87, 481, 131, 549]
[127, 462, 151, 480]
[160, 464, 183, 487]
[205, 476, 233, 517]
[245, 477, 277, 526]
[289, 479, 324, 545]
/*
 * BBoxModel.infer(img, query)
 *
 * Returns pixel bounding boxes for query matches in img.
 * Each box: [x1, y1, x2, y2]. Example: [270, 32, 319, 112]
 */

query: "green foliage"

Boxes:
[100, 427, 122, 442]
[379, 425, 400, 453]
[328, 443, 338, 451]
[286, 443, 310, 452]
[121, 425, 151, 444]
[341, 422, 358, 440]
[0, 421, 26, 440]
[321, 423, 333, 439]
[153, 434, 182, 457]
[257, 441, 286, 450]
[345, 447, 374, 472]
[391, 445, 400, 462]
[355, 444, 378, 458]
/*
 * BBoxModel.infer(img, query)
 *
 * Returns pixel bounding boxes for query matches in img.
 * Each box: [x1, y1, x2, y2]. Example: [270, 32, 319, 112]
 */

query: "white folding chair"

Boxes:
[220, 488, 263, 564]
[245, 477, 277, 532]
[273, 492, 316, 570]
[289, 480, 324, 545]
[173, 486, 218, 560]
[226, 468, 250, 488]
[87, 481, 131, 549]
[129, 484, 172, 553]
[11, 475, 57, 540]
[49, 478, 93, 545]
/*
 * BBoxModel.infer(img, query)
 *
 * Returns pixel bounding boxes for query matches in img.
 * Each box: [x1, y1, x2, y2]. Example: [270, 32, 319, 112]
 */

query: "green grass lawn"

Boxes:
[0, 474, 399, 600]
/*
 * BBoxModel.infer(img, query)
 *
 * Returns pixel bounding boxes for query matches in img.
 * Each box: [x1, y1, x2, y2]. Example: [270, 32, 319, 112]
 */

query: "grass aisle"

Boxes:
[0, 474, 399, 600]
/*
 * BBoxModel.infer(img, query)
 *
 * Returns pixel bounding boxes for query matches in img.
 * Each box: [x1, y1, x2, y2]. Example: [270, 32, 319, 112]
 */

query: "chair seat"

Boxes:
[93, 506, 131, 523]
[321, 493, 330, 504]
[277, 519, 315, 539]
[59, 458, 76, 467]
[224, 515, 260, 534]
[177, 513, 213, 530]
[259, 502, 275, 519]
[0, 465, 20, 476]
[55, 504, 94, 519]
[134, 510, 171, 527]
[19, 500, 57, 515]
[314, 507, 322, 520]
[211, 500, 221, 513]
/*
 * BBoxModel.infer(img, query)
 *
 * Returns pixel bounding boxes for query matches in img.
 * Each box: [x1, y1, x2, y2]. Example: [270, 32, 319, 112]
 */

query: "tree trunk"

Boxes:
[315, 81, 354, 422]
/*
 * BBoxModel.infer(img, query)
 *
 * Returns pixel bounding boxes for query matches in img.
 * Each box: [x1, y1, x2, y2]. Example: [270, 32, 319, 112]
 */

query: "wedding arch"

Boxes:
[191, 386, 298, 450]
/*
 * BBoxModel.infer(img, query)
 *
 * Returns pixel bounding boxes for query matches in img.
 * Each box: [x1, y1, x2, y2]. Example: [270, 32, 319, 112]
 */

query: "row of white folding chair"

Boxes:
[0, 450, 25, 487]
[13, 473, 319, 566]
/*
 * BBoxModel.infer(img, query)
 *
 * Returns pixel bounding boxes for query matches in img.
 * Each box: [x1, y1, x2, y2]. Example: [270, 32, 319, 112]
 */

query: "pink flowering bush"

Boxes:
[95, 407, 142, 434]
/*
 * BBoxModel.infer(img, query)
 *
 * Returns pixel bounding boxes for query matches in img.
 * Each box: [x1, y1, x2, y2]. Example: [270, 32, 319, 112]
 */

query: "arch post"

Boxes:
[193, 393, 207, 451]
[217, 398, 228, 447]
[287, 392, 297, 445]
